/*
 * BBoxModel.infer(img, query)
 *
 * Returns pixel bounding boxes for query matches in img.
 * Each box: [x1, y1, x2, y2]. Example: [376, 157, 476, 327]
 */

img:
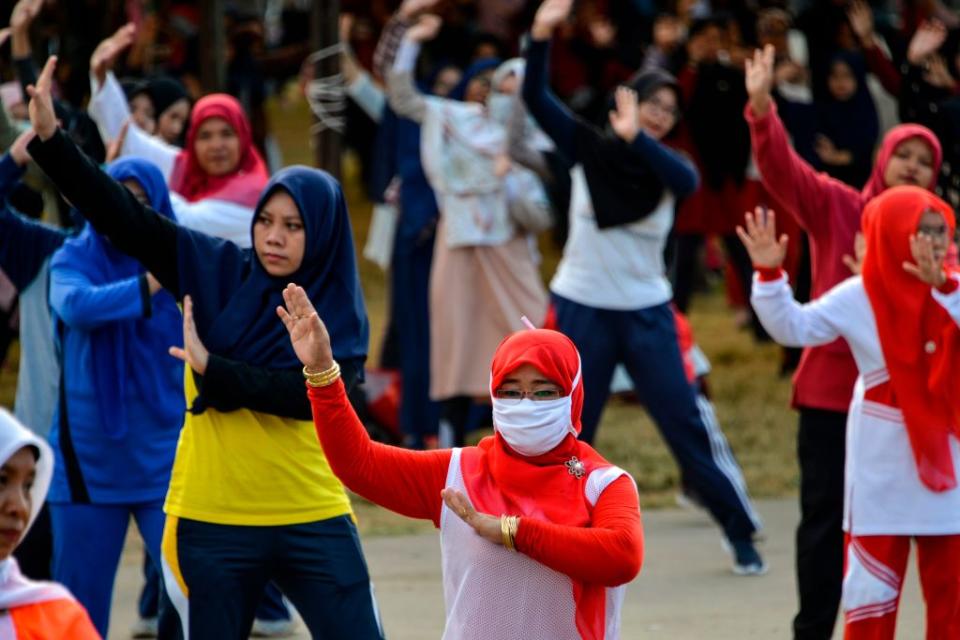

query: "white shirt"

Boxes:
[550, 166, 674, 310]
[752, 273, 960, 535]
[439, 448, 629, 639]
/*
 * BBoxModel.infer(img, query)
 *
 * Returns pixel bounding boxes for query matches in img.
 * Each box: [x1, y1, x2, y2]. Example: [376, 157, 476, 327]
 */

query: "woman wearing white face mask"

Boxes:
[279, 284, 642, 639]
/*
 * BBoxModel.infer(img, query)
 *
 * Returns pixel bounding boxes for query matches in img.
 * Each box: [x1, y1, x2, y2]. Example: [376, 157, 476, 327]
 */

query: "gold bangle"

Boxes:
[508, 516, 520, 551]
[501, 515, 519, 552]
[304, 361, 341, 387]
[500, 515, 514, 551]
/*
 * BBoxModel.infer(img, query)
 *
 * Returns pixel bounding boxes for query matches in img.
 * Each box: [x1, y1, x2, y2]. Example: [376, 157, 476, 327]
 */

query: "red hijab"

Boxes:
[861, 124, 942, 202]
[460, 329, 621, 640]
[861, 186, 960, 492]
[169, 94, 268, 208]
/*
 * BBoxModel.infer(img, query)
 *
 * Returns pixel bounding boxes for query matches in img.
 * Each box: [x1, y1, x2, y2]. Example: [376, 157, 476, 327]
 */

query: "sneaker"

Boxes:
[251, 618, 297, 638]
[723, 538, 768, 576]
[131, 617, 158, 638]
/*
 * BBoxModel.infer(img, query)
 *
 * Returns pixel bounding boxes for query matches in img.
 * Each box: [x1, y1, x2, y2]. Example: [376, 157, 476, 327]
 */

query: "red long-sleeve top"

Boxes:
[745, 100, 861, 413]
[308, 381, 644, 587]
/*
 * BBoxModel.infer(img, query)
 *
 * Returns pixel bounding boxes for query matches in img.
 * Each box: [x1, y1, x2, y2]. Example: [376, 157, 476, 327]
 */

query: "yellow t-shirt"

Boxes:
[164, 369, 353, 526]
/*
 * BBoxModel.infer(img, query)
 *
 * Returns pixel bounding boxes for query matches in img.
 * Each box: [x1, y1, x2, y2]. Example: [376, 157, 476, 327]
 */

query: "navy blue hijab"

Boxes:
[816, 50, 880, 187]
[51, 158, 184, 439]
[176, 166, 369, 371]
[449, 57, 501, 101]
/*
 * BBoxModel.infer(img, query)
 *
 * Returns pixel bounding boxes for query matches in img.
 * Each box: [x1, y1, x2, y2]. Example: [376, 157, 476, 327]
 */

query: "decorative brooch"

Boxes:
[565, 456, 586, 479]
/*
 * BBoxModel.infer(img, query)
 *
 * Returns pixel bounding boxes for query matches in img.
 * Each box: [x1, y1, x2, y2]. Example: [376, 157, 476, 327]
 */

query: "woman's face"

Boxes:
[917, 209, 950, 264]
[194, 117, 242, 177]
[883, 138, 935, 189]
[157, 99, 191, 145]
[432, 67, 462, 98]
[494, 363, 563, 401]
[496, 71, 519, 95]
[130, 94, 156, 135]
[0, 447, 35, 560]
[253, 190, 306, 277]
[827, 61, 857, 102]
[464, 70, 494, 104]
[638, 87, 679, 141]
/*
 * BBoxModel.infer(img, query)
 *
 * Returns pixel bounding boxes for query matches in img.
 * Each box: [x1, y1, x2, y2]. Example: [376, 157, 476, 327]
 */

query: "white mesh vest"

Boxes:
[439, 448, 630, 639]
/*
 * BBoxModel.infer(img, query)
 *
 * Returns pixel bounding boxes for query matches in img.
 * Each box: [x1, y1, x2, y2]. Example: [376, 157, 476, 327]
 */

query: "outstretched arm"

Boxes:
[26, 57, 181, 294]
[386, 15, 442, 123]
[522, 0, 578, 164]
[744, 45, 855, 236]
[281, 284, 451, 525]
[739, 207, 844, 347]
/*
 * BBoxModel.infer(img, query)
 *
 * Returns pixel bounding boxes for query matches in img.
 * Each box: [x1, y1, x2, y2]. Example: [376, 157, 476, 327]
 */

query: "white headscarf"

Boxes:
[0, 409, 71, 610]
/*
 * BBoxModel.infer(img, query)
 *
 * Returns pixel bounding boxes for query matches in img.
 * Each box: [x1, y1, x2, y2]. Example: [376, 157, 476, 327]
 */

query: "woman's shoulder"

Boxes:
[11, 597, 99, 639]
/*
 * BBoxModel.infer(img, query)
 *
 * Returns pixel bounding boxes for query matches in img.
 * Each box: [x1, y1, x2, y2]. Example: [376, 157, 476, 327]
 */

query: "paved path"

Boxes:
[107, 498, 925, 639]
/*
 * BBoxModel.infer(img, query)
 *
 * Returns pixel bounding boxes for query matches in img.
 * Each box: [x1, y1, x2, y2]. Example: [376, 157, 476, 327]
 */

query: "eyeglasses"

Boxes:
[494, 388, 562, 402]
[644, 96, 680, 119]
[918, 224, 949, 237]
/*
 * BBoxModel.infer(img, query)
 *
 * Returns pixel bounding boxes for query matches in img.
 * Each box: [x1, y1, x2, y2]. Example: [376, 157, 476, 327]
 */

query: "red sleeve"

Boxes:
[756, 266, 786, 282]
[863, 42, 902, 97]
[745, 100, 858, 240]
[308, 380, 451, 526]
[513, 476, 643, 587]
[937, 276, 960, 294]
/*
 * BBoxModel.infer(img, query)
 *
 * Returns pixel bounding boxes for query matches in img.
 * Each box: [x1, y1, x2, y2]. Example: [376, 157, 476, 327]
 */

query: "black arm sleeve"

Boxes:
[13, 57, 37, 99]
[27, 129, 182, 296]
[196, 356, 364, 421]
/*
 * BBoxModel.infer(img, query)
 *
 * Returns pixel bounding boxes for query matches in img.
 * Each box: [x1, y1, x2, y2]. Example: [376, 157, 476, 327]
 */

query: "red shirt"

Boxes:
[308, 381, 643, 586]
[745, 101, 861, 413]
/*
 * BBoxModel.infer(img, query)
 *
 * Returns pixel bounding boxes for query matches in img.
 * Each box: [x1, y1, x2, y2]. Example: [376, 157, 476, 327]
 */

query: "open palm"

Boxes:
[737, 207, 789, 269]
[277, 284, 333, 371]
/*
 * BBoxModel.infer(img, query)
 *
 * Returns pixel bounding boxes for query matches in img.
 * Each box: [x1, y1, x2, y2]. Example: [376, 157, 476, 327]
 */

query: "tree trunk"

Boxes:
[200, 0, 226, 93]
[311, 0, 341, 178]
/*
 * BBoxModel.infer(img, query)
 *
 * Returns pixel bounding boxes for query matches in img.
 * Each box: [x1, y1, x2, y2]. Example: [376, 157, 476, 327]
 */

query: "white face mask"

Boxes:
[492, 396, 575, 457]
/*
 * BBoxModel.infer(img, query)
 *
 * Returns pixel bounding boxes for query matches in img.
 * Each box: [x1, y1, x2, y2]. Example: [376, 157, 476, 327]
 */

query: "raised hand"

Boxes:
[9, 128, 35, 167]
[531, 0, 574, 41]
[168, 295, 210, 375]
[736, 207, 789, 269]
[903, 233, 947, 287]
[26, 56, 58, 141]
[815, 134, 852, 166]
[398, 0, 441, 20]
[924, 55, 958, 90]
[907, 20, 947, 65]
[842, 232, 867, 275]
[90, 23, 137, 86]
[405, 14, 442, 43]
[744, 45, 776, 117]
[277, 283, 333, 371]
[441, 488, 503, 545]
[105, 119, 130, 163]
[847, 0, 875, 46]
[9, 0, 42, 32]
[608, 86, 640, 143]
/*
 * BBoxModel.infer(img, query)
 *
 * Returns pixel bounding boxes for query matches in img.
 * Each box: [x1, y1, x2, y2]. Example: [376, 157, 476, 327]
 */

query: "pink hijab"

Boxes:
[861, 124, 942, 202]
[169, 94, 268, 208]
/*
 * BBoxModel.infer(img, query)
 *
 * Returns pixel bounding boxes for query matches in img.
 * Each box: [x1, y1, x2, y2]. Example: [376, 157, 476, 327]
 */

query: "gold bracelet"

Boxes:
[303, 361, 341, 387]
[501, 515, 519, 552]
[508, 516, 520, 550]
[500, 515, 514, 551]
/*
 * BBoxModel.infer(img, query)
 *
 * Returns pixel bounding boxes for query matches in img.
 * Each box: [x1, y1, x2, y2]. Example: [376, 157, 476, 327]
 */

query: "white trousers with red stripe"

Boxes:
[842, 534, 960, 639]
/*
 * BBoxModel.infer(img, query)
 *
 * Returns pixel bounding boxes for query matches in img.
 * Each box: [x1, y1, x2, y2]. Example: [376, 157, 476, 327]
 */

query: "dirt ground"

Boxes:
[106, 498, 925, 639]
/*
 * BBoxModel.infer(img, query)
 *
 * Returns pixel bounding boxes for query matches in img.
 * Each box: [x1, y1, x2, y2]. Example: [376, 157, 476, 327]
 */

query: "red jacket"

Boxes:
[745, 100, 861, 413]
